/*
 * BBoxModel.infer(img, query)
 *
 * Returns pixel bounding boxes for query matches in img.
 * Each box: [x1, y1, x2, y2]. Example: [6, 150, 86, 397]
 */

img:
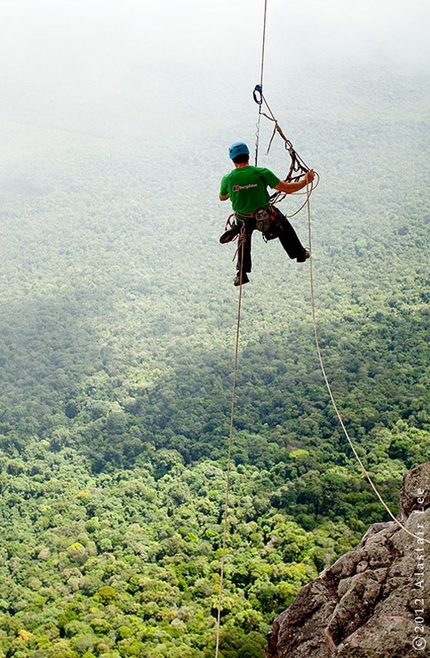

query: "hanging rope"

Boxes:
[254, 0, 268, 166]
[252, 26, 318, 216]
[215, 230, 246, 658]
[215, 201, 428, 656]
[255, 93, 318, 212]
[216, 3, 428, 654]
[251, 0, 422, 543]
[215, 4, 268, 639]
[305, 184, 430, 546]
[253, 0, 313, 195]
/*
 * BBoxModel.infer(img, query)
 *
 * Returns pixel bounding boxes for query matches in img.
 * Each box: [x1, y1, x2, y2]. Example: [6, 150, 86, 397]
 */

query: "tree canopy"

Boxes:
[0, 65, 429, 657]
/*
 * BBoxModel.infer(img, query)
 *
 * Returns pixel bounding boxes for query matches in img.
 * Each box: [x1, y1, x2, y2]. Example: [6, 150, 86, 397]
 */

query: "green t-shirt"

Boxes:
[220, 166, 280, 214]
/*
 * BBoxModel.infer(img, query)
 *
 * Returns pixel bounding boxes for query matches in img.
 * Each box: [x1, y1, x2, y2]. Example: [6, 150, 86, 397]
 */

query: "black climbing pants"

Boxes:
[236, 206, 307, 276]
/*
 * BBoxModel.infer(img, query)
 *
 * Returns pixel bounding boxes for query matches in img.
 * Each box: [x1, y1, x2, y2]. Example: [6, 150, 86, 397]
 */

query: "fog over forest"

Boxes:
[1, 0, 429, 142]
[1, 0, 429, 258]
[0, 2, 429, 658]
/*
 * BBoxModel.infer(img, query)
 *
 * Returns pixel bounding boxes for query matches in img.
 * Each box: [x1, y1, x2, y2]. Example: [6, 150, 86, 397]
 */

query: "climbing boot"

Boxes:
[297, 249, 310, 262]
[233, 272, 249, 286]
[219, 226, 240, 244]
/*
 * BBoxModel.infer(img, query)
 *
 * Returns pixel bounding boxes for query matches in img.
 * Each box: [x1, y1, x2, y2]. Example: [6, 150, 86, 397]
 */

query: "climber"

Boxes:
[219, 142, 314, 286]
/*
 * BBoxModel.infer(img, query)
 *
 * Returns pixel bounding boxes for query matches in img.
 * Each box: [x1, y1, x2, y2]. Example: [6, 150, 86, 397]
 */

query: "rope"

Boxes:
[215, 230, 246, 658]
[216, 2, 427, 653]
[215, 196, 428, 656]
[254, 0, 268, 166]
[253, 81, 319, 214]
[259, 0, 268, 96]
[305, 183, 430, 546]
[215, 177, 427, 658]
[250, 1, 420, 538]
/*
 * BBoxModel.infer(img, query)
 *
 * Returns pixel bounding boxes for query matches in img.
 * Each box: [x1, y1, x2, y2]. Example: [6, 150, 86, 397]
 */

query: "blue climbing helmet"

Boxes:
[229, 142, 250, 159]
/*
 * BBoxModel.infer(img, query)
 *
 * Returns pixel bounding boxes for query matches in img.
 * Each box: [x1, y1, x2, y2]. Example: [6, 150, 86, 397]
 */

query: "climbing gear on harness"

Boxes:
[234, 205, 274, 232]
[259, 205, 287, 242]
[220, 214, 240, 243]
[229, 142, 250, 159]
[254, 206, 271, 232]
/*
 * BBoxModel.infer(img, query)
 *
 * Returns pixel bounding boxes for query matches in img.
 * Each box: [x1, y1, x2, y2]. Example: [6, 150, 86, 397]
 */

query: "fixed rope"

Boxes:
[254, 0, 268, 166]
[253, 53, 318, 215]
[251, 12, 420, 541]
[305, 183, 430, 546]
[216, 3, 427, 652]
[214, 157, 427, 658]
[215, 230, 246, 658]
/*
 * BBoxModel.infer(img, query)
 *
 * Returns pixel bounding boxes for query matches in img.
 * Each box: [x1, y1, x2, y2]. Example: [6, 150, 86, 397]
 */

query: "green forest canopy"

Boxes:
[0, 66, 429, 657]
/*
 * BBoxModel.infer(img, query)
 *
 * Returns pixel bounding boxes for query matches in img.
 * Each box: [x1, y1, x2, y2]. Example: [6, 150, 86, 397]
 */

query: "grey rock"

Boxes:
[265, 462, 430, 658]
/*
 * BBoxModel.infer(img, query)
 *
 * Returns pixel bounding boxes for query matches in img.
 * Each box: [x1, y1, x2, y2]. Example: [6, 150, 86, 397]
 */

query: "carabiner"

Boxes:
[253, 84, 263, 105]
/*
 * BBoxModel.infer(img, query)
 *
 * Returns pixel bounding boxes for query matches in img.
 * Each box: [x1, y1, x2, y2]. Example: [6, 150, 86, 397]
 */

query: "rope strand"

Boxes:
[216, 3, 427, 653]
[215, 171, 427, 658]
[254, 0, 268, 166]
[259, 0, 268, 92]
[214, 231, 246, 657]
[305, 184, 430, 546]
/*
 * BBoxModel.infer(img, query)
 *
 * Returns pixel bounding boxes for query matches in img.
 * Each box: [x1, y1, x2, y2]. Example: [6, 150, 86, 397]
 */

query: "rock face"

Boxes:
[266, 462, 430, 658]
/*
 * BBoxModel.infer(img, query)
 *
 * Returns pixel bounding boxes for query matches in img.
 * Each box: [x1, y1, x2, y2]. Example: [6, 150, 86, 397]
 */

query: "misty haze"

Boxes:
[0, 1, 428, 657]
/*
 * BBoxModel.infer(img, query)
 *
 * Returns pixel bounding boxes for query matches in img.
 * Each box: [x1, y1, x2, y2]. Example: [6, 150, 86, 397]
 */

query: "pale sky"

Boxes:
[0, 0, 428, 104]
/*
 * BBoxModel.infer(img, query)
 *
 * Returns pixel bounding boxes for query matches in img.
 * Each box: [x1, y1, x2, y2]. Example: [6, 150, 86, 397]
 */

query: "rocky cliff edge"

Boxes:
[265, 462, 430, 658]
